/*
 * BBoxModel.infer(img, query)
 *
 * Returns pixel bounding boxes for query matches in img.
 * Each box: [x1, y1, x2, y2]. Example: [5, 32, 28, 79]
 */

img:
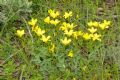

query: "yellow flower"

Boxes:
[99, 20, 111, 30]
[99, 23, 106, 30]
[41, 35, 51, 43]
[61, 37, 71, 45]
[64, 30, 73, 37]
[50, 19, 60, 26]
[44, 16, 50, 24]
[87, 21, 99, 27]
[59, 22, 69, 31]
[16, 29, 25, 37]
[87, 21, 93, 27]
[93, 21, 99, 27]
[36, 29, 45, 36]
[49, 43, 55, 53]
[91, 33, 101, 41]
[48, 9, 60, 18]
[62, 22, 69, 27]
[68, 23, 76, 29]
[32, 26, 45, 36]
[73, 31, 83, 39]
[83, 33, 91, 40]
[68, 50, 74, 57]
[28, 18, 37, 27]
[88, 27, 97, 33]
[32, 25, 39, 32]
[59, 22, 75, 31]
[63, 11, 72, 19]
[103, 20, 111, 26]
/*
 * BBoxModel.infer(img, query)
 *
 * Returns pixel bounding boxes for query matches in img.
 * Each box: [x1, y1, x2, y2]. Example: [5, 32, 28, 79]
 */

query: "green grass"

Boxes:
[0, 0, 120, 80]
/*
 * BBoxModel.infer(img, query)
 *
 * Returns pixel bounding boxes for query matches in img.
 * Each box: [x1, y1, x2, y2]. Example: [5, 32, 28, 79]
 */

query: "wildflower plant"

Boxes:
[14, 8, 113, 79]
[1, 0, 119, 79]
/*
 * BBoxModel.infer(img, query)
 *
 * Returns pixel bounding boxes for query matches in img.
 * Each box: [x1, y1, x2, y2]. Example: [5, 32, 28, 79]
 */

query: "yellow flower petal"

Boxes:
[68, 50, 74, 57]
[49, 43, 56, 53]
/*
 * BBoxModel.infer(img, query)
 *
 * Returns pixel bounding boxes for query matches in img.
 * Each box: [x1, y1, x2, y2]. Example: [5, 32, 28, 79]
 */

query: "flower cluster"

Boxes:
[88, 20, 111, 30]
[28, 18, 51, 43]
[15, 9, 111, 57]
[44, 9, 60, 26]
[83, 20, 111, 41]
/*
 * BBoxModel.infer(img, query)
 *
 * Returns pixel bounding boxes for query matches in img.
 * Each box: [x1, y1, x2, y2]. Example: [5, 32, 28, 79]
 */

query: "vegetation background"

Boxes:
[0, 0, 120, 80]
